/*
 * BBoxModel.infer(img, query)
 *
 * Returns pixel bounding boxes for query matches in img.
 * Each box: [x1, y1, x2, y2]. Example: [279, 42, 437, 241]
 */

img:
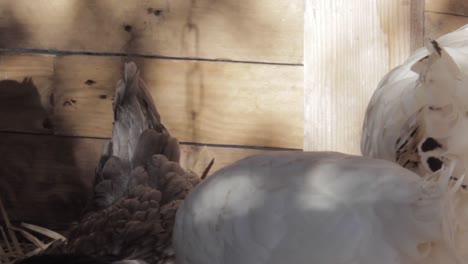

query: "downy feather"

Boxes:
[22, 62, 200, 264]
[174, 152, 463, 264]
[362, 24, 468, 180]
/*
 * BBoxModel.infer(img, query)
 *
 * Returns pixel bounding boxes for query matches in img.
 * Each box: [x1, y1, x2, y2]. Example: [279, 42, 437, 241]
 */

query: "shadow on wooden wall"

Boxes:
[0, 0, 304, 229]
[0, 78, 93, 228]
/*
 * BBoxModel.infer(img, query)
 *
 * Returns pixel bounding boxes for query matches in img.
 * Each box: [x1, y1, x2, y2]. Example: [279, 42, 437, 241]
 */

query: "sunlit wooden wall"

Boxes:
[304, 0, 423, 154]
[304, 0, 468, 154]
[0, 0, 303, 228]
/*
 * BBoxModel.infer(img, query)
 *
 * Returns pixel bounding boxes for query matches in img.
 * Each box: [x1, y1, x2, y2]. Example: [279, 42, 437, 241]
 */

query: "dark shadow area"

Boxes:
[0, 78, 52, 133]
[0, 4, 28, 49]
[0, 78, 91, 230]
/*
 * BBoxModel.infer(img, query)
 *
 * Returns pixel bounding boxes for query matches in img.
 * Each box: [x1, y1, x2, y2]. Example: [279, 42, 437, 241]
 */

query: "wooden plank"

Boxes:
[0, 53, 303, 149]
[411, 0, 425, 52]
[304, 0, 413, 154]
[180, 145, 277, 176]
[426, 0, 468, 17]
[425, 11, 468, 40]
[0, 54, 55, 134]
[0, 0, 303, 64]
[0, 131, 279, 228]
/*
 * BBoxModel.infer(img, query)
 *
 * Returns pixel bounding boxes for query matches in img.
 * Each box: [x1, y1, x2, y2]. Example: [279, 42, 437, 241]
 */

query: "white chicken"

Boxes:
[362, 24, 468, 181]
[174, 151, 464, 264]
[359, 24, 468, 263]
[174, 24, 468, 264]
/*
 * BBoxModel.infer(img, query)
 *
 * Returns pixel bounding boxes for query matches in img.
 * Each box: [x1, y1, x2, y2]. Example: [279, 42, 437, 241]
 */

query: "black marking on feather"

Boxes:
[431, 40, 442, 55]
[397, 139, 408, 151]
[416, 55, 429, 63]
[410, 126, 418, 137]
[429, 105, 442, 111]
[421, 137, 442, 152]
[402, 160, 418, 169]
[450, 177, 467, 190]
[427, 157, 443, 172]
[396, 138, 401, 145]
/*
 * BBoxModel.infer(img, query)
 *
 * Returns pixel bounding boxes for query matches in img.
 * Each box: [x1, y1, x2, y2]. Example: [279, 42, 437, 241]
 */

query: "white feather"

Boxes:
[362, 24, 468, 179]
[174, 152, 462, 264]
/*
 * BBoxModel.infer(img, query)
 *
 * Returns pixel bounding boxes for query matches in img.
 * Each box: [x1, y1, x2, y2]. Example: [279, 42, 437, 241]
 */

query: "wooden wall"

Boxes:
[1, 0, 468, 229]
[304, 0, 468, 154]
[425, 0, 468, 39]
[304, 0, 423, 154]
[0, 0, 303, 228]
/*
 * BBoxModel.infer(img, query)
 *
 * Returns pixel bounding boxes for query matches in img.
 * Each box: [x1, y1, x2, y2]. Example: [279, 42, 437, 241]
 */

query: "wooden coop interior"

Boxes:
[0, 0, 466, 245]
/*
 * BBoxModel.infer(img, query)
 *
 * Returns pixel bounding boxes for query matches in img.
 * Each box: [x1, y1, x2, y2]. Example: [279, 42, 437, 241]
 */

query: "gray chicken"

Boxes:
[17, 62, 201, 264]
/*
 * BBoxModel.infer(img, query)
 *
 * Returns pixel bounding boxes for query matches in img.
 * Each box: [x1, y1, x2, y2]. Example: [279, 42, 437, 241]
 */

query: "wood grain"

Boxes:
[411, 0, 425, 52]
[0, 131, 281, 228]
[0, 54, 55, 134]
[0, 53, 303, 149]
[425, 12, 468, 40]
[426, 0, 468, 16]
[304, 0, 414, 154]
[0, 0, 303, 64]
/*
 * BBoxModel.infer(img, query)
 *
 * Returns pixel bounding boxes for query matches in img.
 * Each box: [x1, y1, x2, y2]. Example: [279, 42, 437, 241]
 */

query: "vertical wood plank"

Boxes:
[411, 0, 425, 51]
[304, 0, 415, 154]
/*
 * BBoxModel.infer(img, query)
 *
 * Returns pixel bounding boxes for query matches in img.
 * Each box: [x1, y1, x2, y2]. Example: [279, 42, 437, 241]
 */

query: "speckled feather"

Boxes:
[33, 62, 200, 264]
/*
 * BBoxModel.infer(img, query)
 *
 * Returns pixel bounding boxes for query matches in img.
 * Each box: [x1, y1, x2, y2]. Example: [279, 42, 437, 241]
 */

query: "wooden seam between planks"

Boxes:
[425, 0, 468, 17]
[424, 11, 468, 40]
[0, 48, 304, 67]
[0, 0, 304, 64]
[0, 52, 304, 149]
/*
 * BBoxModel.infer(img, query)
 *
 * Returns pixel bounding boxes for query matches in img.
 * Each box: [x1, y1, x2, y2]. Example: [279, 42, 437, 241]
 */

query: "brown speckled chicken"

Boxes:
[18, 62, 201, 264]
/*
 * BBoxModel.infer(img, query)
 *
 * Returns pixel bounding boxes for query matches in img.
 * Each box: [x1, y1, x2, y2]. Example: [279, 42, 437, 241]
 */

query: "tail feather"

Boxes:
[85, 62, 178, 214]
[112, 62, 167, 167]
[33, 62, 202, 263]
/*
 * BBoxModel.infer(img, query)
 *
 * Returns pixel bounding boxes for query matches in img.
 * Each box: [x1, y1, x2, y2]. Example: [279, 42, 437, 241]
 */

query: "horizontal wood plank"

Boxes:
[0, 53, 303, 149]
[0, 54, 55, 134]
[426, 0, 468, 17]
[425, 11, 468, 40]
[0, 0, 303, 64]
[0, 132, 280, 228]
